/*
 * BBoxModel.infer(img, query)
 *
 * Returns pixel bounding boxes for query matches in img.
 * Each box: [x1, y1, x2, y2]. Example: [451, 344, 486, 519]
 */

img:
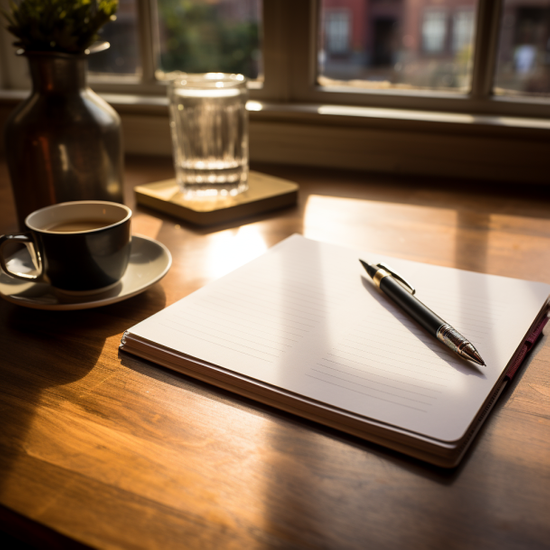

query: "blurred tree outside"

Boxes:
[157, 0, 261, 79]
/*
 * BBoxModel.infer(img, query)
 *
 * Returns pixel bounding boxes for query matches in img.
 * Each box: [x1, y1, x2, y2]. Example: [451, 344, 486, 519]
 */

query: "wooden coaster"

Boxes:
[134, 171, 299, 226]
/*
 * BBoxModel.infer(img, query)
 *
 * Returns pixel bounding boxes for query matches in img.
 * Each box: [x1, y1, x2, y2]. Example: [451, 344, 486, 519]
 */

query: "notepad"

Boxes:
[120, 235, 550, 467]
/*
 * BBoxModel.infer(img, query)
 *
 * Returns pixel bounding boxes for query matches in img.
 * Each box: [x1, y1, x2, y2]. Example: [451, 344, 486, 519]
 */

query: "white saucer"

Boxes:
[0, 235, 172, 310]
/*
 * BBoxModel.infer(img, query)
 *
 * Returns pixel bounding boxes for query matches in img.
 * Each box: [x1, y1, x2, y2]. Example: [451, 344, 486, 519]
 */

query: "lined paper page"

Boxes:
[128, 235, 550, 442]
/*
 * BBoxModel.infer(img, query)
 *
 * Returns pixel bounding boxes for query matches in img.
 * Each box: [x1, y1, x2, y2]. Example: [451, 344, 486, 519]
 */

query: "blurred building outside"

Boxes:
[87, 0, 550, 96]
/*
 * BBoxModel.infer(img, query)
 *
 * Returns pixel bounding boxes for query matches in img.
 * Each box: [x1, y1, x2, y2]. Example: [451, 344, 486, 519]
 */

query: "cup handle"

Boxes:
[0, 233, 43, 281]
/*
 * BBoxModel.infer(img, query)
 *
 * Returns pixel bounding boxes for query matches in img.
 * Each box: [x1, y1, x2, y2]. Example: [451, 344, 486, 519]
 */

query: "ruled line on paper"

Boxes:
[158, 318, 286, 352]
[357, 299, 492, 341]
[306, 373, 432, 412]
[202, 290, 322, 321]
[357, 311, 490, 339]
[332, 349, 455, 381]
[422, 287, 509, 314]
[324, 351, 452, 385]
[156, 321, 279, 363]
[309, 368, 435, 405]
[157, 251, 349, 362]
[336, 337, 458, 372]
[342, 331, 442, 354]
[191, 300, 314, 333]
[212, 286, 328, 320]
[174, 305, 302, 344]
[240, 272, 352, 304]
[425, 297, 504, 317]
[343, 322, 443, 350]
[159, 321, 290, 357]
[349, 299, 492, 351]
[196, 293, 319, 329]
[418, 293, 507, 333]
[159, 318, 292, 354]
[339, 326, 459, 373]
[314, 360, 441, 399]
[225, 278, 338, 313]
[319, 357, 448, 390]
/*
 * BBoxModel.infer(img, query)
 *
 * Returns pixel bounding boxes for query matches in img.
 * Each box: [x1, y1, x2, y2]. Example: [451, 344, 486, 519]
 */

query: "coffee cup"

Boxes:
[0, 201, 132, 292]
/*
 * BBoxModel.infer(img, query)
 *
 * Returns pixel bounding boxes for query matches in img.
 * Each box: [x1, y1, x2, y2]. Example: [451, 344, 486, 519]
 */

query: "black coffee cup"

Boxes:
[0, 201, 132, 292]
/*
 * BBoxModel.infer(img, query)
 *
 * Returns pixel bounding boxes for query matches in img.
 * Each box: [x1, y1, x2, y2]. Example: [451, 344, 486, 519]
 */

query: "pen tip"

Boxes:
[359, 259, 378, 279]
[463, 344, 486, 367]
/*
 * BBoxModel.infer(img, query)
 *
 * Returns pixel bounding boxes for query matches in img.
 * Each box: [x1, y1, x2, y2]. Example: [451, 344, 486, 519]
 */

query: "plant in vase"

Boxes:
[2, 0, 123, 228]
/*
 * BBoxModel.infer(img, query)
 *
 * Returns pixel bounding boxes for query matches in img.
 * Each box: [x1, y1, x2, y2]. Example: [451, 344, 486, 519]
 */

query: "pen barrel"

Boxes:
[379, 277, 443, 335]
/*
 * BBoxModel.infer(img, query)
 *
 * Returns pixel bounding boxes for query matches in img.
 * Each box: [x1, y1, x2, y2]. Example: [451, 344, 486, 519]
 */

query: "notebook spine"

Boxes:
[504, 315, 548, 381]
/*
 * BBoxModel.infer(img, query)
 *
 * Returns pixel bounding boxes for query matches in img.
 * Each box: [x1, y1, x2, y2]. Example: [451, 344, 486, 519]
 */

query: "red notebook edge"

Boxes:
[504, 314, 549, 381]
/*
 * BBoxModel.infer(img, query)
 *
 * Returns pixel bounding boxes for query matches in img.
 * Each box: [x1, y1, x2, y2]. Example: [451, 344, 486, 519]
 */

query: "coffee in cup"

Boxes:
[0, 201, 132, 292]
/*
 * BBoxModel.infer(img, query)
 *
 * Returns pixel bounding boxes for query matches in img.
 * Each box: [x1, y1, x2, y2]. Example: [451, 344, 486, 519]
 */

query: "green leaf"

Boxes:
[2, 0, 119, 53]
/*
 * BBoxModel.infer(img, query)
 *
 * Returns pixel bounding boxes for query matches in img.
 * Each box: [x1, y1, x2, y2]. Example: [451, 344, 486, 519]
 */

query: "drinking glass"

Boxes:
[168, 73, 249, 198]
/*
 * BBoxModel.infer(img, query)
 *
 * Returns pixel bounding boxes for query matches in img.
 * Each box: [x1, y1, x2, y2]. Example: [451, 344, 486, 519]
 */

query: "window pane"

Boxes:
[493, 0, 550, 97]
[318, 0, 478, 92]
[422, 10, 447, 53]
[155, 0, 262, 80]
[87, 0, 140, 75]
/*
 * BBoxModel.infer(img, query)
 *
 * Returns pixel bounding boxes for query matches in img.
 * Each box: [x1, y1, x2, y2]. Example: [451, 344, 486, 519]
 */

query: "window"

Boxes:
[87, 0, 140, 76]
[0, 0, 549, 183]
[324, 10, 351, 54]
[452, 9, 475, 54]
[155, 0, 261, 79]
[494, 0, 550, 97]
[422, 10, 448, 54]
[317, 1, 478, 92]
[88, 0, 262, 81]
[0, 0, 262, 87]
[2, 0, 550, 109]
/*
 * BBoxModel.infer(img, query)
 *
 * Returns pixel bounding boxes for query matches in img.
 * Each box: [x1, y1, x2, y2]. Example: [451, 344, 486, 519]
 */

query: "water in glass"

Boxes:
[168, 74, 249, 198]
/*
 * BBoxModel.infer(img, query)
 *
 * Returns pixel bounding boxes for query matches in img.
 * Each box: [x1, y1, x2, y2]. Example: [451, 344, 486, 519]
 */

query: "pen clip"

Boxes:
[376, 263, 416, 294]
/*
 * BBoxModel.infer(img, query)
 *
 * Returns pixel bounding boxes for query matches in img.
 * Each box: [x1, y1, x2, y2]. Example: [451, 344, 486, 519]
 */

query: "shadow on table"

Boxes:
[0, 285, 166, 509]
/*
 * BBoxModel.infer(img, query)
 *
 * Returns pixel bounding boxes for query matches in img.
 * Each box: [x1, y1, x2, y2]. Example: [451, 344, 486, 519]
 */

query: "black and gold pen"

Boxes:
[360, 260, 486, 367]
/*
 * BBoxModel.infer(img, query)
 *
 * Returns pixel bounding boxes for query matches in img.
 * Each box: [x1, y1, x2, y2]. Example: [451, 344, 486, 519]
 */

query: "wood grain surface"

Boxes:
[1, 155, 549, 550]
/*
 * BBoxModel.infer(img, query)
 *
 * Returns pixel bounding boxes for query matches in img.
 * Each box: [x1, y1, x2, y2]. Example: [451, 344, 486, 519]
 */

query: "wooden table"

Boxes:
[1, 155, 549, 550]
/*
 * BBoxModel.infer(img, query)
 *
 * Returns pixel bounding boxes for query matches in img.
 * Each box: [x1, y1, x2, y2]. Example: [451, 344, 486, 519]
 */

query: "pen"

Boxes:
[359, 260, 486, 367]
